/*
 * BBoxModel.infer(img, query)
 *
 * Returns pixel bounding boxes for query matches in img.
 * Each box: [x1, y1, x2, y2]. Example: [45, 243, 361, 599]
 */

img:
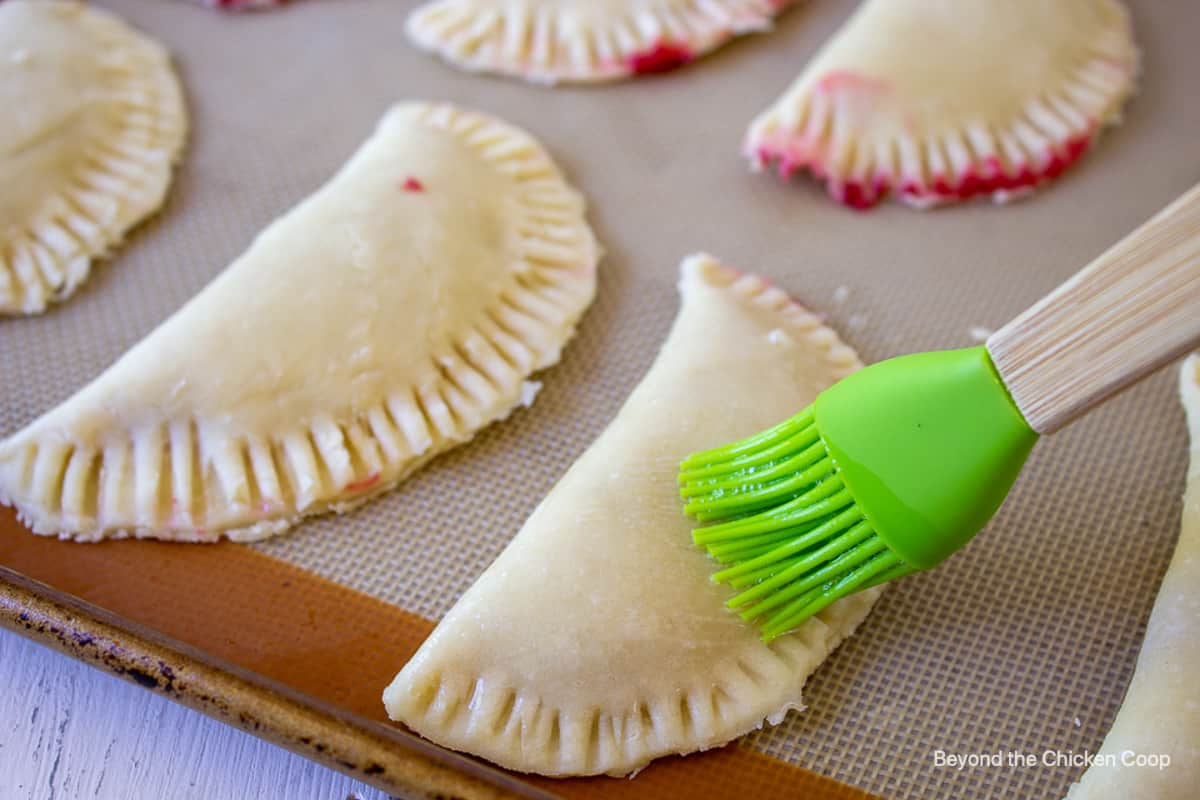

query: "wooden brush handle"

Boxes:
[988, 183, 1200, 435]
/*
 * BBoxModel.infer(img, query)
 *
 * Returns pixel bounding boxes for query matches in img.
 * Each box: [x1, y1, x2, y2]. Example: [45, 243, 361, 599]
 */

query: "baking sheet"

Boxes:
[3, 0, 1199, 797]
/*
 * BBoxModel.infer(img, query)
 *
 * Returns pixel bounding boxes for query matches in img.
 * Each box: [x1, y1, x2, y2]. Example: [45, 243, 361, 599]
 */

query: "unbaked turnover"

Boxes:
[0, 0, 187, 314]
[746, 0, 1138, 209]
[384, 254, 882, 776]
[0, 103, 599, 543]
[1065, 357, 1200, 800]
[406, 0, 796, 84]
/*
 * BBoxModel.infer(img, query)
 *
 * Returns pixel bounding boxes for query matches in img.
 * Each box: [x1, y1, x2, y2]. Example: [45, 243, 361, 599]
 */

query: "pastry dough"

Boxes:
[406, 0, 794, 85]
[384, 254, 882, 776]
[746, 0, 1137, 209]
[0, 0, 187, 314]
[0, 102, 599, 543]
[1063, 355, 1200, 799]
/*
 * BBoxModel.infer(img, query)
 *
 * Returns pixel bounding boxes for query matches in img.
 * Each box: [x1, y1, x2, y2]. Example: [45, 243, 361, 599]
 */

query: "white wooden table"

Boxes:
[0, 627, 393, 800]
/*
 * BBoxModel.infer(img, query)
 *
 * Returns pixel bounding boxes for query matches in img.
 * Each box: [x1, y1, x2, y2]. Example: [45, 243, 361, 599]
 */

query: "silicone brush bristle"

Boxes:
[680, 406, 912, 640]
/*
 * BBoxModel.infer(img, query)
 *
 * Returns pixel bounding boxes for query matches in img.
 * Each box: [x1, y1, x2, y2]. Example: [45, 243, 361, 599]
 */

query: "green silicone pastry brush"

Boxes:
[680, 183, 1200, 642]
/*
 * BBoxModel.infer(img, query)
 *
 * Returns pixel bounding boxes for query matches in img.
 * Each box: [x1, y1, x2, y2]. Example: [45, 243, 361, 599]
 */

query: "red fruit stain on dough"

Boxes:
[815, 69, 890, 95]
[838, 178, 888, 211]
[900, 132, 1093, 205]
[344, 473, 381, 493]
[627, 40, 693, 75]
[401, 177, 425, 193]
[794, 131, 1094, 210]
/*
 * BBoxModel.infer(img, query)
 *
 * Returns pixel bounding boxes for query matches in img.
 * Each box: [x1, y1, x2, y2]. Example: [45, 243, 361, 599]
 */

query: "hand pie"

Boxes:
[0, 102, 599, 543]
[384, 254, 882, 777]
[746, 0, 1138, 209]
[0, 0, 186, 315]
[1064, 356, 1200, 800]
[406, 0, 794, 85]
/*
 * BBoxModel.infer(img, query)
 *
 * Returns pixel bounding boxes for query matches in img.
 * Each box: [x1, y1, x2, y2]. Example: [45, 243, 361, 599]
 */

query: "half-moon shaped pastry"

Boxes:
[1064, 355, 1200, 799]
[0, 102, 599, 542]
[406, 0, 794, 85]
[746, 0, 1137, 209]
[0, 0, 187, 314]
[384, 253, 882, 776]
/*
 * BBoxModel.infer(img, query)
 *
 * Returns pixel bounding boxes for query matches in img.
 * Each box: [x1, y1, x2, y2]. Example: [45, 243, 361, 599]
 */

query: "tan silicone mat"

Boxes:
[3, 0, 1199, 797]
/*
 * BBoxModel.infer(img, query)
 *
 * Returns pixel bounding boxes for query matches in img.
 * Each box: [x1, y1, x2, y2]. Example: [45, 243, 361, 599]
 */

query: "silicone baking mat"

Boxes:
[3, 0, 1199, 797]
